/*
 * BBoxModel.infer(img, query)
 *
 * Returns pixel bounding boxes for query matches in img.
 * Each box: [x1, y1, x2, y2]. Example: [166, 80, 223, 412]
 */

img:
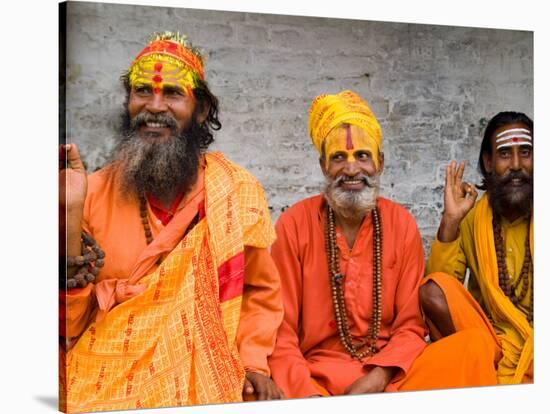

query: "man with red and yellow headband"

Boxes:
[421, 111, 534, 384]
[59, 32, 284, 412]
[268, 90, 498, 398]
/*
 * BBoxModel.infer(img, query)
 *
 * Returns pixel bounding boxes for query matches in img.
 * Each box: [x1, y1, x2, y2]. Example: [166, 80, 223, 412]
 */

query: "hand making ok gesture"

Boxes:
[438, 161, 478, 242]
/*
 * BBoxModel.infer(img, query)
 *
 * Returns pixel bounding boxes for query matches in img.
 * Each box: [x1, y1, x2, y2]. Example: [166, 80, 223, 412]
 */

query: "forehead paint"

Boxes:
[345, 125, 354, 150]
[324, 124, 379, 169]
[129, 55, 198, 98]
[495, 127, 533, 150]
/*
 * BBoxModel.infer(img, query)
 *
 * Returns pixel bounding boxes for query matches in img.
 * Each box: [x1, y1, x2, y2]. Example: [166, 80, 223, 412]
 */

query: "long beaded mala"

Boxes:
[325, 205, 383, 361]
[492, 213, 533, 323]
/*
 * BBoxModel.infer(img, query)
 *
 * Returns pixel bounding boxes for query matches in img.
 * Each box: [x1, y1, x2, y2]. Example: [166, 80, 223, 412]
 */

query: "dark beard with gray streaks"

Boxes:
[324, 173, 380, 220]
[111, 110, 201, 200]
[485, 170, 533, 218]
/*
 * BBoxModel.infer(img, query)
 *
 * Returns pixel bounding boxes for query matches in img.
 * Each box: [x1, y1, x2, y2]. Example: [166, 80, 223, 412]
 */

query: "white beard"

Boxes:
[324, 173, 380, 220]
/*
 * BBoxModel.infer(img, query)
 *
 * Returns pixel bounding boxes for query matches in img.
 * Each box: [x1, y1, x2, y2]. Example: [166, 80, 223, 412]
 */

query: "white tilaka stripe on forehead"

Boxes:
[496, 141, 533, 149]
[496, 133, 533, 143]
[496, 128, 531, 138]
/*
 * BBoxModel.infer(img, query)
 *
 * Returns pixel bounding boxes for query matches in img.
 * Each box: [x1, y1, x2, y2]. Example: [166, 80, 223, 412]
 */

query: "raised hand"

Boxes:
[59, 144, 88, 258]
[438, 161, 478, 242]
[59, 144, 88, 211]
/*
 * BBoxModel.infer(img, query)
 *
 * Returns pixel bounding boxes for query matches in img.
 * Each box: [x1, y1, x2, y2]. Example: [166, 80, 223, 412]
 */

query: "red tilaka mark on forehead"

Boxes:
[154, 62, 163, 72]
[345, 125, 354, 150]
[512, 137, 519, 142]
[153, 74, 163, 83]
[153, 86, 161, 95]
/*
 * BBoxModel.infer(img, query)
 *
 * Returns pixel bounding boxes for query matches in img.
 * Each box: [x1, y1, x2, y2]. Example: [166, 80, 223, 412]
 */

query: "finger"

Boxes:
[470, 185, 478, 199]
[467, 185, 479, 205]
[447, 161, 455, 188]
[257, 386, 267, 401]
[456, 161, 465, 184]
[66, 143, 86, 172]
[269, 385, 282, 400]
[243, 378, 254, 395]
[444, 163, 451, 190]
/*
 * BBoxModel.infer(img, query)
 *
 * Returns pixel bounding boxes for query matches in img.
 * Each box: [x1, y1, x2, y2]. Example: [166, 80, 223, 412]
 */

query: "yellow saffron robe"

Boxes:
[426, 194, 533, 384]
[60, 152, 278, 412]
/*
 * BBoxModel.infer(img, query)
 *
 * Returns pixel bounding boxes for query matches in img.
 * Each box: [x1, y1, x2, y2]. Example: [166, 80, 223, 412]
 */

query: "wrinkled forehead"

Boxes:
[493, 123, 533, 150]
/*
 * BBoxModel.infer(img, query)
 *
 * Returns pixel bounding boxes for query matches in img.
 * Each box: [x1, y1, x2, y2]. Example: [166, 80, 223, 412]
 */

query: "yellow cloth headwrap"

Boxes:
[308, 90, 382, 160]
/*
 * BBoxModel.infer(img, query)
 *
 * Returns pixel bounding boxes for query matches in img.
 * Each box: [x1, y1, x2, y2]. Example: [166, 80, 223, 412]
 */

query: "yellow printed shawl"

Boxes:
[473, 194, 533, 384]
[60, 152, 275, 412]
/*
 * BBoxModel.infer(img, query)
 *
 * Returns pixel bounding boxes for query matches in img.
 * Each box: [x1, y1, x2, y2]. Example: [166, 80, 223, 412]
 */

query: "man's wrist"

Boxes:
[437, 213, 462, 242]
[370, 366, 397, 387]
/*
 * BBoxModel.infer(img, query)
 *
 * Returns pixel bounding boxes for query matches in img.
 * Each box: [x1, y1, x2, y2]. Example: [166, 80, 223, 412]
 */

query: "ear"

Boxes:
[482, 151, 492, 174]
[319, 157, 327, 176]
[195, 99, 210, 125]
[377, 152, 385, 174]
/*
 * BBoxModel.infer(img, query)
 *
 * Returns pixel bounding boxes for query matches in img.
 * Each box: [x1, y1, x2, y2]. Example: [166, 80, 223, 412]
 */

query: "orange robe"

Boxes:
[60, 152, 282, 411]
[269, 195, 498, 398]
[268, 195, 426, 396]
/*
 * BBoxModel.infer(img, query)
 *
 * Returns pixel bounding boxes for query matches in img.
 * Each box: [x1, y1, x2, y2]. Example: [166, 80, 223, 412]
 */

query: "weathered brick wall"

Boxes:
[64, 2, 533, 255]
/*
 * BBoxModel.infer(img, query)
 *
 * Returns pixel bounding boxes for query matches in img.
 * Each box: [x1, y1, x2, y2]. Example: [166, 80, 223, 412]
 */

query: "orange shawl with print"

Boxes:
[474, 194, 533, 384]
[60, 152, 275, 412]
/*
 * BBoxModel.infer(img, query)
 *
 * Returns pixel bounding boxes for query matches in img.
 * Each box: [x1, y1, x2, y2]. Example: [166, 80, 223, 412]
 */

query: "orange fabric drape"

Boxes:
[472, 195, 533, 384]
[390, 272, 500, 391]
[60, 152, 278, 412]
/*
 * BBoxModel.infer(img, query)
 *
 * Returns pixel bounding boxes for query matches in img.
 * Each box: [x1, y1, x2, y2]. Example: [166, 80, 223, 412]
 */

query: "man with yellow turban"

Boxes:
[59, 32, 284, 412]
[268, 90, 498, 398]
[421, 111, 534, 384]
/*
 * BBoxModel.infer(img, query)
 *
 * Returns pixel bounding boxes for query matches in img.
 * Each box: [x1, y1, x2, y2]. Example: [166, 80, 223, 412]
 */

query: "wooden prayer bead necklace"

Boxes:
[139, 194, 199, 266]
[492, 214, 533, 323]
[139, 194, 154, 244]
[66, 231, 105, 288]
[325, 205, 382, 361]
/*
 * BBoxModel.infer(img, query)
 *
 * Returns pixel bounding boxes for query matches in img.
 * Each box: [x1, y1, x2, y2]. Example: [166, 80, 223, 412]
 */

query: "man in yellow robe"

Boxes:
[421, 111, 534, 384]
[59, 32, 284, 413]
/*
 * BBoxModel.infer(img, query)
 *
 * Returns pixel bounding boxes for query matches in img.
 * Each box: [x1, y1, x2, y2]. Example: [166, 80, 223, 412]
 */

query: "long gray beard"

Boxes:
[111, 113, 201, 200]
[324, 173, 380, 220]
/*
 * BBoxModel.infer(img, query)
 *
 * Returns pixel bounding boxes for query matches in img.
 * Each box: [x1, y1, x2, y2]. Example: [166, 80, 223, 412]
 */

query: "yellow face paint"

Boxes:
[324, 124, 380, 169]
[129, 54, 199, 97]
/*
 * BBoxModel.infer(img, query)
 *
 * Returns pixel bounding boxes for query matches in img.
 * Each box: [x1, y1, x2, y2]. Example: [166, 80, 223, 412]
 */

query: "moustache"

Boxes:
[500, 171, 532, 186]
[130, 112, 179, 133]
[334, 174, 377, 188]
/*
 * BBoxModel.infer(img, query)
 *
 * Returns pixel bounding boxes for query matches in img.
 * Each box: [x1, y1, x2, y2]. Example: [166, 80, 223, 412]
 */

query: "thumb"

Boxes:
[65, 144, 86, 173]
[243, 378, 254, 394]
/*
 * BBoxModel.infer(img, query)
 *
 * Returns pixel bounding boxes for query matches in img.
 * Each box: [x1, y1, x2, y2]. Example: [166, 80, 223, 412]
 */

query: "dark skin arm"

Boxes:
[243, 372, 285, 400]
